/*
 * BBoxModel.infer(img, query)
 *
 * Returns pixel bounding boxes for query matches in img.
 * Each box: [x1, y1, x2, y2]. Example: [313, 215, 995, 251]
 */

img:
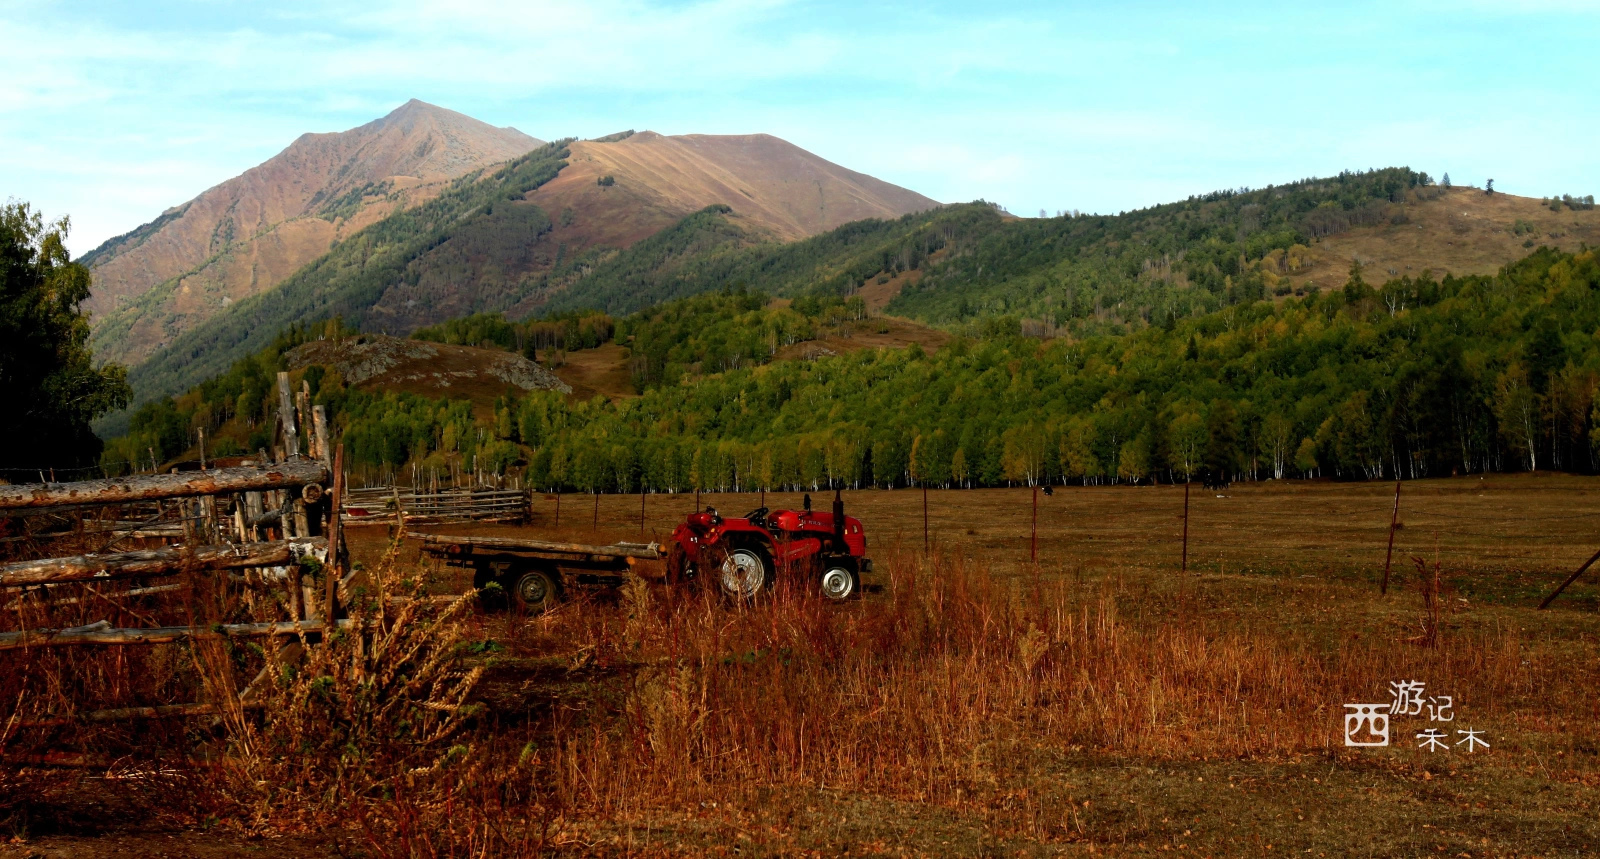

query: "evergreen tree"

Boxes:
[0, 203, 129, 469]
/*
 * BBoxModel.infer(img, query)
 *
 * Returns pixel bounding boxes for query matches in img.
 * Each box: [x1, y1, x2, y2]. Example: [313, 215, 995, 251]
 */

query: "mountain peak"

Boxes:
[368, 98, 535, 141]
[84, 102, 546, 366]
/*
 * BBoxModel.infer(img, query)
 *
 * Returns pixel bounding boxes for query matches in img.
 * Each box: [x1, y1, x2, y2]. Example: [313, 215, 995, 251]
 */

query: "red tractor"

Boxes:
[665, 490, 871, 601]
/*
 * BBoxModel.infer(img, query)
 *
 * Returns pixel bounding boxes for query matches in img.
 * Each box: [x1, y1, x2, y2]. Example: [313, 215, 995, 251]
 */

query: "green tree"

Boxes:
[1262, 413, 1294, 479]
[1001, 422, 1047, 486]
[1168, 411, 1205, 480]
[1294, 437, 1319, 477]
[1493, 362, 1538, 471]
[1, 203, 129, 468]
[1060, 417, 1102, 484]
[1203, 399, 1240, 481]
[1117, 436, 1151, 483]
[950, 447, 969, 488]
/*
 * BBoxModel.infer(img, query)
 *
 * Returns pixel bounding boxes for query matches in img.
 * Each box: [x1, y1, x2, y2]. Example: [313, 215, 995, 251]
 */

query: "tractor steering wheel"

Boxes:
[744, 506, 770, 526]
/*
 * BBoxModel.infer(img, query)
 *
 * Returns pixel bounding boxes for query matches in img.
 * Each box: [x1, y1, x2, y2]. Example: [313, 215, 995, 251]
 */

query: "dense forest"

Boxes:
[533, 202, 991, 317]
[888, 168, 1435, 328]
[411, 289, 869, 391]
[116, 164, 1432, 419]
[107, 247, 1600, 490]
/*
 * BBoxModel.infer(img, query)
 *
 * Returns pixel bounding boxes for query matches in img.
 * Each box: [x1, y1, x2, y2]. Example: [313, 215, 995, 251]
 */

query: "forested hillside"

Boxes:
[113, 165, 1467, 416]
[889, 168, 1436, 325]
[118, 160, 1600, 451]
[108, 247, 1600, 488]
[533, 202, 995, 316]
[548, 168, 1440, 333]
[106, 289, 869, 471]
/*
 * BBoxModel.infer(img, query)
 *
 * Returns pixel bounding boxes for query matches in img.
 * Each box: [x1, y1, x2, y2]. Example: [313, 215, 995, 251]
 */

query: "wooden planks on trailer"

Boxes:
[412, 531, 663, 561]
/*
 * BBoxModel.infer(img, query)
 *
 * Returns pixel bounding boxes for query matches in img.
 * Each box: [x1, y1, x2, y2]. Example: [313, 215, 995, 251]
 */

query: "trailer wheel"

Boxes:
[511, 567, 562, 614]
[718, 545, 771, 601]
[819, 566, 858, 601]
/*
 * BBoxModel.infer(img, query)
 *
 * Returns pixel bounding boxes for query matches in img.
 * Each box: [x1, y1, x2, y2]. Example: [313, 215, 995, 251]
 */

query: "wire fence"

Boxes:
[534, 482, 1600, 600]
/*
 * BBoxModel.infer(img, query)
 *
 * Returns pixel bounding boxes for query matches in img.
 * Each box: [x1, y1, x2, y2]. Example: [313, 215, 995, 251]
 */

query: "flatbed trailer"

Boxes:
[414, 532, 664, 611]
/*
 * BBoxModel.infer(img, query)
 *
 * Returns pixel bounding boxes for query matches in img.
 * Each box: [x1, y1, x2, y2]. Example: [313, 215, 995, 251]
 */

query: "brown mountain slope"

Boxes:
[86, 100, 542, 366]
[363, 130, 943, 329]
[561, 131, 940, 241]
[1281, 186, 1600, 290]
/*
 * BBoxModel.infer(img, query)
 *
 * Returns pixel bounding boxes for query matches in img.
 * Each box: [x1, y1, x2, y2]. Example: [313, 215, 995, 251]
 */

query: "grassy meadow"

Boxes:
[6, 475, 1600, 856]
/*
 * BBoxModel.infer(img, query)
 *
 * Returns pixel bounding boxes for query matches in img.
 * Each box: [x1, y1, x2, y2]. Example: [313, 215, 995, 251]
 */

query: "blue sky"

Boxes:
[4, 0, 1598, 256]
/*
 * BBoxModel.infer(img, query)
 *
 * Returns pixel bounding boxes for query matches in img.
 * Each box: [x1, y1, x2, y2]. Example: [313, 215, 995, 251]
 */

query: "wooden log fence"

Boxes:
[0, 538, 325, 588]
[0, 461, 329, 511]
[0, 374, 358, 731]
[0, 618, 361, 651]
[343, 486, 530, 525]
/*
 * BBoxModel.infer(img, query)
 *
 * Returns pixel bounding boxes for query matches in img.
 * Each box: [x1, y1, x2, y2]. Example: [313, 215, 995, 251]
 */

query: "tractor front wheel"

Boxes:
[718, 546, 771, 601]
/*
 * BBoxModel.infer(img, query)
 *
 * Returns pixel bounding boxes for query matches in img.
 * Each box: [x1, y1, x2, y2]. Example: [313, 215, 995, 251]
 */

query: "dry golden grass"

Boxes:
[9, 475, 1600, 856]
[546, 343, 637, 403]
[1293, 187, 1600, 291]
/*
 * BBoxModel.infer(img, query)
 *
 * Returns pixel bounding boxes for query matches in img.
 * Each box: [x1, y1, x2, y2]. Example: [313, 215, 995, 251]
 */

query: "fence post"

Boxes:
[1031, 485, 1039, 563]
[325, 445, 344, 619]
[276, 372, 300, 459]
[1540, 547, 1600, 609]
[923, 484, 929, 553]
[1181, 480, 1191, 574]
[554, 492, 560, 528]
[1381, 479, 1402, 594]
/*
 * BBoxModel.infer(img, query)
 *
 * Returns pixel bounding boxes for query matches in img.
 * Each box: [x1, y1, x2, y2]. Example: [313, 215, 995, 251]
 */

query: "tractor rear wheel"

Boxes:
[820, 566, 859, 601]
[718, 545, 771, 601]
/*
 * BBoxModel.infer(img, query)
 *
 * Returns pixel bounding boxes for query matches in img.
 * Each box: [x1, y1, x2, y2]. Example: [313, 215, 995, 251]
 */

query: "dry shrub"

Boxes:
[203, 539, 526, 852]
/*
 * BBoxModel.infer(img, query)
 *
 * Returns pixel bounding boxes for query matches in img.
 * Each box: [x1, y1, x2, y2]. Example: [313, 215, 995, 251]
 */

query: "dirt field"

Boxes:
[9, 475, 1600, 856]
[372, 473, 1600, 599]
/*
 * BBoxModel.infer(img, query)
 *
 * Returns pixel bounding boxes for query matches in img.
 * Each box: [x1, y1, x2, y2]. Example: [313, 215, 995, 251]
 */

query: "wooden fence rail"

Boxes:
[0, 618, 361, 651]
[0, 461, 329, 511]
[0, 538, 325, 588]
[343, 487, 529, 525]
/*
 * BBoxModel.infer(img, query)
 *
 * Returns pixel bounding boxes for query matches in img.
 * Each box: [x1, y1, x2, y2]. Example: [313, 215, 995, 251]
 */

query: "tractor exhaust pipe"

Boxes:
[833, 488, 846, 552]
